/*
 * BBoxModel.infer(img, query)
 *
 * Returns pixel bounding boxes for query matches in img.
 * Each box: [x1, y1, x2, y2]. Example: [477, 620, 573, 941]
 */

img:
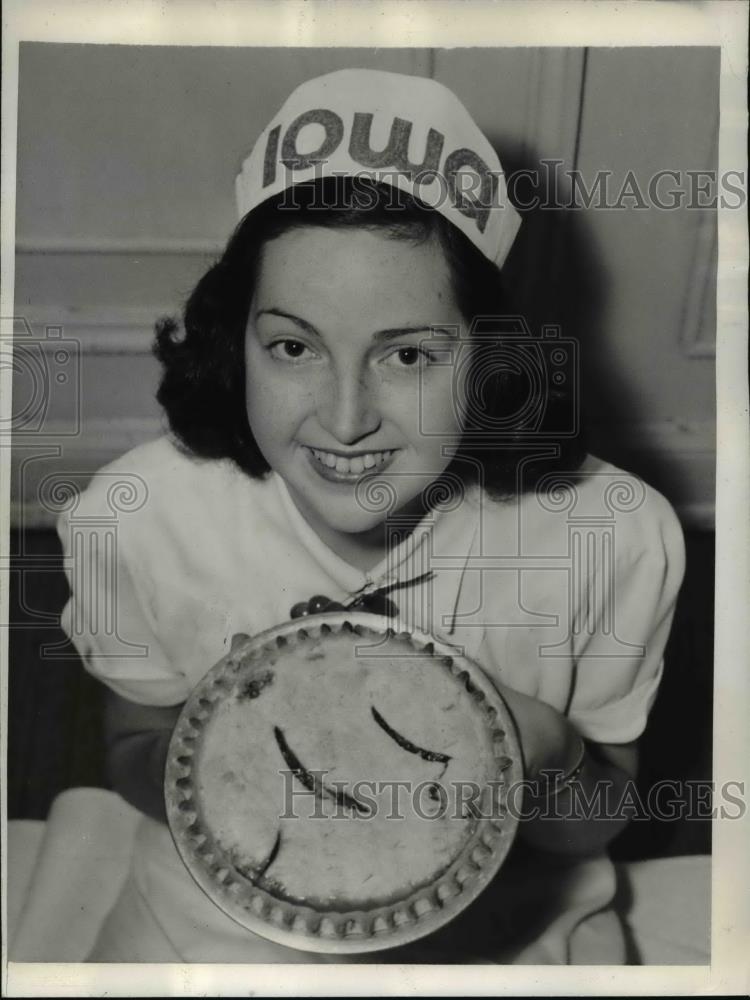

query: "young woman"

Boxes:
[58, 68, 685, 963]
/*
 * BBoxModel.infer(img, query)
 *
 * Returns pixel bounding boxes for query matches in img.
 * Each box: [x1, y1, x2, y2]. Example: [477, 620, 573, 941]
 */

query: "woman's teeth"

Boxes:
[309, 448, 394, 475]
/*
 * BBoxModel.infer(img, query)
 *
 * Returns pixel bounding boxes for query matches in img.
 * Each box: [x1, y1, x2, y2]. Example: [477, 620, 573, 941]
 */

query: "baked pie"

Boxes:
[165, 613, 522, 953]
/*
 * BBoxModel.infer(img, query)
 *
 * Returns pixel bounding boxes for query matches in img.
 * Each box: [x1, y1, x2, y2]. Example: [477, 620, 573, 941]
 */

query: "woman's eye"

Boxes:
[397, 347, 420, 366]
[268, 339, 315, 362]
[386, 346, 430, 368]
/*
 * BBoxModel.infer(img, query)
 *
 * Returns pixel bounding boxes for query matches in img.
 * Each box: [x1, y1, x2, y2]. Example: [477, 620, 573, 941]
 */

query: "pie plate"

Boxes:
[165, 612, 523, 954]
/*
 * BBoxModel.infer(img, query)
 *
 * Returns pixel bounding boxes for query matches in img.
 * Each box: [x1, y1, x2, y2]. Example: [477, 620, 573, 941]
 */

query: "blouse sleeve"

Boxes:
[56, 475, 192, 708]
[565, 487, 686, 745]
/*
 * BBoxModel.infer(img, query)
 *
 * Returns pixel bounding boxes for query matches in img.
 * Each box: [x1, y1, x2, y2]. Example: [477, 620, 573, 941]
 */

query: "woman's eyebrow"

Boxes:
[255, 308, 319, 336]
[255, 310, 458, 343]
[373, 325, 459, 343]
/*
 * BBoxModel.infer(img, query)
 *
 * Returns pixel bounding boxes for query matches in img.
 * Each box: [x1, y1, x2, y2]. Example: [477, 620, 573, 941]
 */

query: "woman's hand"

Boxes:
[493, 682, 582, 781]
[492, 681, 639, 856]
[103, 687, 185, 823]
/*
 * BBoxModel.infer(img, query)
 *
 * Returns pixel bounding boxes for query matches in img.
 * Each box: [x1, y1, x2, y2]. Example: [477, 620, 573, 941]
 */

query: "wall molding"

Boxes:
[515, 48, 587, 301]
[12, 416, 163, 453]
[15, 237, 222, 256]
[12, 309, 171, 354]
[679, 209, 717, 360]
[521, 48, 587, 190]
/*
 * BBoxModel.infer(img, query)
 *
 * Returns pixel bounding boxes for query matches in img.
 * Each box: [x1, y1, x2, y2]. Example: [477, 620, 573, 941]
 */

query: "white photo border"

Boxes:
[1, 0, 747, 995]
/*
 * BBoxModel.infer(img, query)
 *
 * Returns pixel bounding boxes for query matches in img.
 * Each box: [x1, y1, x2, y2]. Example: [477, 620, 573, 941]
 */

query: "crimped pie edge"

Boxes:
[165, 612, 523, 954]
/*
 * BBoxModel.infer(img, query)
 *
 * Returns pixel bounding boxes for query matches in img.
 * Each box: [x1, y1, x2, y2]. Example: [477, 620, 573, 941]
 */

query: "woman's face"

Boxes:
[244, 226, 467, 551]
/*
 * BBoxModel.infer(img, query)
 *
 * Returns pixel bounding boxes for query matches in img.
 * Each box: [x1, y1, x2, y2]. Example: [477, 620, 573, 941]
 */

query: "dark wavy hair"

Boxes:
[154, 177, 585, 498]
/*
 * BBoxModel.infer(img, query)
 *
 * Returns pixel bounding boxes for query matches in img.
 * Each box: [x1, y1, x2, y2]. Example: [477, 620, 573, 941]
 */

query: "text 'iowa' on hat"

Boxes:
[236, 68, 521, 269]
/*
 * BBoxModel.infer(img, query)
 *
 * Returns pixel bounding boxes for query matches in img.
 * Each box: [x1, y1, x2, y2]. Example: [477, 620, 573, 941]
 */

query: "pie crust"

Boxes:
[165, 613, 523, 953]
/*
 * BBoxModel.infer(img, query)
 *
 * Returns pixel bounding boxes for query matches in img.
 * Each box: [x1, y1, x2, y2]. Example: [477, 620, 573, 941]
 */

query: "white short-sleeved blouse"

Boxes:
[57, 435, 685, 964]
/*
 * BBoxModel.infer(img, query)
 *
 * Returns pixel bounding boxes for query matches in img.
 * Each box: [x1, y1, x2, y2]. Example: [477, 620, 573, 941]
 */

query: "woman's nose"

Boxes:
[317, 368, 381, 445]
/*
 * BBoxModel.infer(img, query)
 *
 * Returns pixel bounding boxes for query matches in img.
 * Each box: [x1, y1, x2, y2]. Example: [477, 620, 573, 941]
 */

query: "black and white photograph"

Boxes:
[2, 1, 748, 994]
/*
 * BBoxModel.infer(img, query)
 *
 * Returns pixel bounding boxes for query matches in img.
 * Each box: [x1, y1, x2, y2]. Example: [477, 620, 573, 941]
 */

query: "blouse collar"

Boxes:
[271, 472, 482, 640]
[271, 472, 436, 592]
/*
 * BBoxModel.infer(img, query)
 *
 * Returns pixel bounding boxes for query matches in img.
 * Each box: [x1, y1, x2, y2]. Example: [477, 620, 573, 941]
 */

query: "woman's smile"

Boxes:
[303, 445, 398, 482]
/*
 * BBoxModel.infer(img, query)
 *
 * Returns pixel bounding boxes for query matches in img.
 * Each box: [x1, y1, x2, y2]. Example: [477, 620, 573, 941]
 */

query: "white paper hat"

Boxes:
[236, 68, 521, 269]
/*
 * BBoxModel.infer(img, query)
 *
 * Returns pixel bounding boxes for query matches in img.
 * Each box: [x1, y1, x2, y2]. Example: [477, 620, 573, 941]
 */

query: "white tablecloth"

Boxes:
[7, 788, 710, 965]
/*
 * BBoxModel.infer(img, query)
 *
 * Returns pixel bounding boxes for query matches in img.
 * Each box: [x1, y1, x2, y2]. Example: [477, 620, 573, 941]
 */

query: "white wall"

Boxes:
[11, 44, 716, 528]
